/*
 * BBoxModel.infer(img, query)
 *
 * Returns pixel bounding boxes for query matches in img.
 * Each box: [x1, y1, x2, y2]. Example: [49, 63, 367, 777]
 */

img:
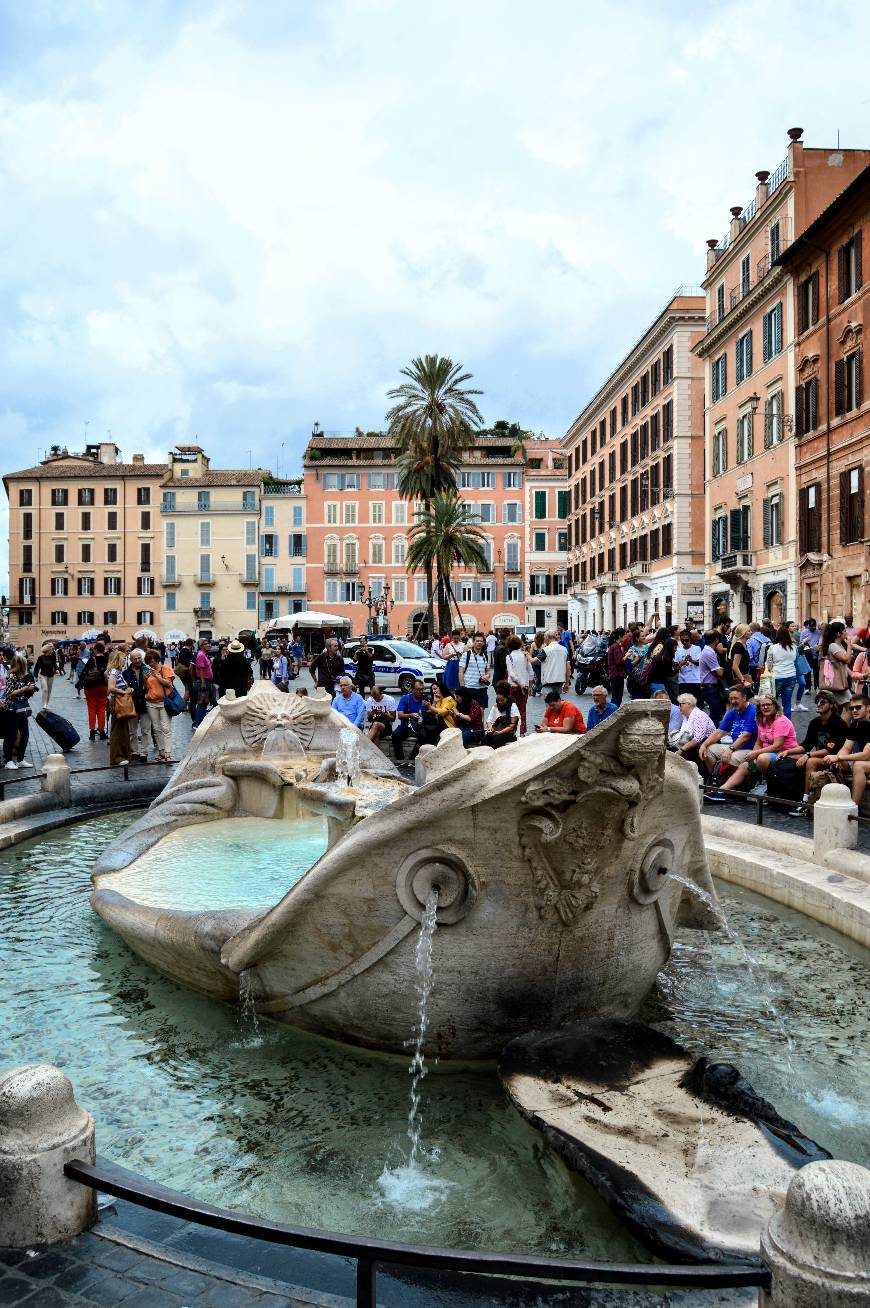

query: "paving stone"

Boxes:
[64, 1269, 135, 1306]
[0, 1254, 29, 1270]
[119, 1288, 186, 1308]
[18, 1287, 77, 1307]
[21, 1250, 78, 1280]
[191, 1283, 266, 1308]
[0, 1277, 42, 1306]
[157, 1267, 217, 1297]
[87, 1243, 143, 1274]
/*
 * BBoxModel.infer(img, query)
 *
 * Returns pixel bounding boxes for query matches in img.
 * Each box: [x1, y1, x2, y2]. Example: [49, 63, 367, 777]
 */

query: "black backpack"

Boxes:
[765, 756, 804, 802]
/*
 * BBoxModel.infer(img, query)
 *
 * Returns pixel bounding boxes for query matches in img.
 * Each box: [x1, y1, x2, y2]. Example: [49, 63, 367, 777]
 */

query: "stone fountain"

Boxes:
[89, 687, 837, 1264]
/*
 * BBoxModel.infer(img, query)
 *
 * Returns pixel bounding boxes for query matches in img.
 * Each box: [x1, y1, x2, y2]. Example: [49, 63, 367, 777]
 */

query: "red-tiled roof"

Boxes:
[161, 469, 267, 487]
[5, 460, 167, 481]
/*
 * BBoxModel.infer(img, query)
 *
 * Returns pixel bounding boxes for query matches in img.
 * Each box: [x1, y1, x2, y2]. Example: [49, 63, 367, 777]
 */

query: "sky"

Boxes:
[2, 0, 870, 587]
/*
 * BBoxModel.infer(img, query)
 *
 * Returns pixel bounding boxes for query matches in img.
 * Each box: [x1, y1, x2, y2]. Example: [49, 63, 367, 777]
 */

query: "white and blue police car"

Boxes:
[343, 639, 444, 693]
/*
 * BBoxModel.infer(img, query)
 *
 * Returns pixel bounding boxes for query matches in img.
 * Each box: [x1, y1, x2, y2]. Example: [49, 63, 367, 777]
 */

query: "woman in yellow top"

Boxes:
[419, 682, 457, 747]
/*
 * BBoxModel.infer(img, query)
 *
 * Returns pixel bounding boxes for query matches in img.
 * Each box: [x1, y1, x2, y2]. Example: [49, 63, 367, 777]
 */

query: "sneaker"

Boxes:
[4, 760, 18, 770]
[794, 703, 808, 711]
[704, 787, 726, 803]
[788, 803, 809, 819]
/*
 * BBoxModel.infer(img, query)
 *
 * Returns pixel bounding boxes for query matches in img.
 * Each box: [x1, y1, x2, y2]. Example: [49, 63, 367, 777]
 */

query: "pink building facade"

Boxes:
[302, 432, 564, 637]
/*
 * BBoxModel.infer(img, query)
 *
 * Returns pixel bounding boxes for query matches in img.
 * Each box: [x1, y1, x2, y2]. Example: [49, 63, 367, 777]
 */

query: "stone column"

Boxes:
[0, 1065, 96, 1247]
[40, 753, 71, 806]
[760, 1159, 870, 1306]
[813, 783, 858, 862]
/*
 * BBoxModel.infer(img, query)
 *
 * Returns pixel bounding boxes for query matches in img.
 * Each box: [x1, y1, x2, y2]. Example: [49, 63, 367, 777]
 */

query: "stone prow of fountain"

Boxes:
[214, 703, 720, 1058]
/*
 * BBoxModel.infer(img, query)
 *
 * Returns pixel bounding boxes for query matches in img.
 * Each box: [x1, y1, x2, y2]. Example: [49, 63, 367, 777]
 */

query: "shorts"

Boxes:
[705, 742, 752, 769]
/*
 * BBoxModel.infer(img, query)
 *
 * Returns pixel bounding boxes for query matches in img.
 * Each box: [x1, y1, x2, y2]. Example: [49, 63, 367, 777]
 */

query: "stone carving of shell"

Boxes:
[240, 691, 316, 750]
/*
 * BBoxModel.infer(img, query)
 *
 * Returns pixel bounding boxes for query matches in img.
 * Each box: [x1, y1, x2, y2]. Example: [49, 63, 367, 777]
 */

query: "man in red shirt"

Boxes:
[536, 689, 586, 734]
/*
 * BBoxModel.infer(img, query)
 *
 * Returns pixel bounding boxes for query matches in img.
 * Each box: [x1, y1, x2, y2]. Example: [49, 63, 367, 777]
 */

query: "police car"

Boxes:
[343, 639, 444, 693]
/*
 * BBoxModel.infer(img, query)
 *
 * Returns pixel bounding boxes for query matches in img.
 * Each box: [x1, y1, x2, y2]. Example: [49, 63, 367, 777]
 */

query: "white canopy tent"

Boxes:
[163, 628, 190, 643]
[133, 628, 159, 641]
[260, 611, 352, 637]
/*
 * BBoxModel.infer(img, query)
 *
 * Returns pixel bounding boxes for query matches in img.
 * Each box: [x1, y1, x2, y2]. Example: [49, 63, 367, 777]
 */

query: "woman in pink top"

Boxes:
[717, 694, 798, 794]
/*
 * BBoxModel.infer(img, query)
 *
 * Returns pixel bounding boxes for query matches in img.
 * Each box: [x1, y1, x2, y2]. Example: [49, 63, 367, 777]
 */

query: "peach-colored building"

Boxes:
[524, 440, 570, 630]
[302, 430, 547, 637]
[777, 163, 870, 625]
[697, 128, 870, 628]
[4, 442, 166, 651]
[564, 289, 707, 632]
[258, 476, 307, 626]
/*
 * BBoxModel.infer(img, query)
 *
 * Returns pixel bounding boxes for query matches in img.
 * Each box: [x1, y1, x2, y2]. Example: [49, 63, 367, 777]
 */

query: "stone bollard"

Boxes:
[40, 753, 72, 806]
[813, 783, 858, 863]
[760, 1159, 870, 1306]
[0, 1065, 96, 1247]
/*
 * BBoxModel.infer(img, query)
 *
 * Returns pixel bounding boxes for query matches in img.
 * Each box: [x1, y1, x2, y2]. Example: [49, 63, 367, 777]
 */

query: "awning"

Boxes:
[163, 628, 189, 643]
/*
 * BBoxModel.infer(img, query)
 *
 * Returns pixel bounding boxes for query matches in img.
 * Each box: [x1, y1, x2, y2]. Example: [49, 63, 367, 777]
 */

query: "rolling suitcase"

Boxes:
[36, 708, 80, 752]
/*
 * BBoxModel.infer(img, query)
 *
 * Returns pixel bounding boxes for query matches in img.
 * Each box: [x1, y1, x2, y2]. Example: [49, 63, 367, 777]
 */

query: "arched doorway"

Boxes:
[407, 609, 429, 642]
[767, 589, 784, 626]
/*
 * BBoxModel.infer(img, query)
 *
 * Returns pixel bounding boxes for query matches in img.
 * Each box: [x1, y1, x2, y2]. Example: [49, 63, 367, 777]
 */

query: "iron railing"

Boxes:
[63, 1157, 770, 1307]
[767, 155, 789, 195]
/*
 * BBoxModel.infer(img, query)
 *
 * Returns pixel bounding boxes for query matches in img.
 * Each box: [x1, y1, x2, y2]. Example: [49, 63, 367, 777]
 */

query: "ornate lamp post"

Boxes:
[360, 583, 395, 636]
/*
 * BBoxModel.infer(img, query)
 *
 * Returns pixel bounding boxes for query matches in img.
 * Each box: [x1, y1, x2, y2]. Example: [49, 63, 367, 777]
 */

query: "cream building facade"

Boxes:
[159, 446, 266, 640]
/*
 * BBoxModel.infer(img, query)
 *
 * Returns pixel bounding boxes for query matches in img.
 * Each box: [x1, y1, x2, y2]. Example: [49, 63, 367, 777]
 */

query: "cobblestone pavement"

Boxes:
[0, 1230, 324, 1307]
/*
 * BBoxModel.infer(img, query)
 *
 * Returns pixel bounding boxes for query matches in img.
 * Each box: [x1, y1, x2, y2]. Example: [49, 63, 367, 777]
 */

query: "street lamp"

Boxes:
[361, 583, 395, 636]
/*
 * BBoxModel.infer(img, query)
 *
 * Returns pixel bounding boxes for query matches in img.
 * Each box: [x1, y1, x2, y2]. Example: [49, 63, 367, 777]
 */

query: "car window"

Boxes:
[372, 645, 394, 661]
[389, 642, 431, 659]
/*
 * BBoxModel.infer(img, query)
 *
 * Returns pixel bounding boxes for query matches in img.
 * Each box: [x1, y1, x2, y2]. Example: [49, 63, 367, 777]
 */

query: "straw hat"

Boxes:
[228, 639, 244, 653]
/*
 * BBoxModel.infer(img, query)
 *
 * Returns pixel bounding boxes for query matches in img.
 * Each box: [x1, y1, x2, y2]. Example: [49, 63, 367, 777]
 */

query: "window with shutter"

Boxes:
[811, 271, 819, 324]
[835, 358, 846, 415]
[808, 377, 818, 432]
[730, 508, 743, 551]
[838, 244, 847, 303]
[856, 231, 863, 294]
[762, 498, 771, 547]
[797, 281, 808, 335]
[795, 384, 805, 437]
[839, 471, 850, 545]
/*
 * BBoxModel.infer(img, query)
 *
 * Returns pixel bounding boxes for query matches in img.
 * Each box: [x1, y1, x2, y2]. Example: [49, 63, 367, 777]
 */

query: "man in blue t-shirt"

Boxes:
[699, 685, 758, 799]
[586, 685, 618, 729]
[392, 679, 431, 761]
[332, 676, 366, 729]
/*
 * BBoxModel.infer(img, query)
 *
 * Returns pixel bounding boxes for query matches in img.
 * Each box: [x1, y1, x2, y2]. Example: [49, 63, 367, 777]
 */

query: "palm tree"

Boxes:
[386, 355, 484, 635]
[407, 492, 489, 633]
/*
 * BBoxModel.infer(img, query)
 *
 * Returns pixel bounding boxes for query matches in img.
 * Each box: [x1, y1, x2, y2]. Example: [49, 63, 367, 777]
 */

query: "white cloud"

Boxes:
[1, 0, 870, 591]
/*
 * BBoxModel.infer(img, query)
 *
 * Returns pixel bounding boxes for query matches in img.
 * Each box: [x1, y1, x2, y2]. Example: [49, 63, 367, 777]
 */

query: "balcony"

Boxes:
[240, 572, 259, 586]
[626, 561, 651, 588]
[193, 606, 215, 621]
[324, 562, 340, 574]
[160, 574, 181, 587]
[717, 551, 755, 579]
[504, 562, 521, 573]
[197, 574, 216, 586]
[594, 571, 619, 591]
[160, 498, 260, 514]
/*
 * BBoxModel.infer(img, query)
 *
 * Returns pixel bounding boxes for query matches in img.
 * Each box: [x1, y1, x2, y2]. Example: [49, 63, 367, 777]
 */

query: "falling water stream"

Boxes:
[238, 969, 261, 1045]
[377, 887, 456, 1211]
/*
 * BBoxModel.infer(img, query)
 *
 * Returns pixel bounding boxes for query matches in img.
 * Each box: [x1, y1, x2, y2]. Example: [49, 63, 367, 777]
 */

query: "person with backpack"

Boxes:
[79, 640, 109, 740]
[144, 650, 176, 764]
[457, 634, 491, 711]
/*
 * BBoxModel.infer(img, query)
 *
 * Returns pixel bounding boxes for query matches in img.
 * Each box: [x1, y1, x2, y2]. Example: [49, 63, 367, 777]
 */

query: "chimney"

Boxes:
[98, 442, 118, 465]
[729, 206, 743, 240]
[706, 238, 719, 272]
[755, 170, 770, 207]
[132, 454, 144, 465]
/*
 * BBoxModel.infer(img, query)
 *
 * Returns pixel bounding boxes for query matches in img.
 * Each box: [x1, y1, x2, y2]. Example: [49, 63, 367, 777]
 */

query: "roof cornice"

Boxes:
[694, 266, 786, 359]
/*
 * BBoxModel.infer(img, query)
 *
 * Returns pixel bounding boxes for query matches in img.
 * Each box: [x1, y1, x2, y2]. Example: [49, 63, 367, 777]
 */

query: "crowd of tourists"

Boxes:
[3, 616, 868, 821]
[318, 616, 870, 820]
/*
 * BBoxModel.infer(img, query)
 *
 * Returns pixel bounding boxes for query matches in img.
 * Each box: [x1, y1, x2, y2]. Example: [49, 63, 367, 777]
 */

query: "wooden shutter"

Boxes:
[857, 349, 864, 408]
[835, 359, 846, 416]
[811, 271, 820, 324]
[838, 244, 847, 303]
[856, 232, 864, 292]
[855, 466, 866, 542]
[729, 508, 743, 551]
[762, 312, 771, 361]
[746, 328, 753, 376]
[797, 283, 808, 335]
[762, 497, 771, 547]
[839, 471, 849, 545]
[794, 384, 805, 437]
[798, 487, 808, 553]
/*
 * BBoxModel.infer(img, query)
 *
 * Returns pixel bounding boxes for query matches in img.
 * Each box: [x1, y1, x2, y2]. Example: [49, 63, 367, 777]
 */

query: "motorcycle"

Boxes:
[574, 642, 610, 695]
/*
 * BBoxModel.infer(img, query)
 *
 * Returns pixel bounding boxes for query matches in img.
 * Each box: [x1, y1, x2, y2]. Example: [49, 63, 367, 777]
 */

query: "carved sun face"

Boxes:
[239, 691, 315, 751]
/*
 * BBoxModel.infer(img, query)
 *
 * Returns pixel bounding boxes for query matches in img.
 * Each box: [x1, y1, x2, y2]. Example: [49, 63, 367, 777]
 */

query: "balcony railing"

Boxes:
[160, 498, 259, 514]
[160, 574, 180, 587]
[626, 561, 651, 586]
[193, 606, 214, 620]
[324, 562, 340, 574]
[504, 562, 521, 573]
[197, 574, 216, 586]
[262, 481, 302, 495]
[240, 572, 258, 585]
[594, 571, 619, 591]
[717, 551, 755, 577]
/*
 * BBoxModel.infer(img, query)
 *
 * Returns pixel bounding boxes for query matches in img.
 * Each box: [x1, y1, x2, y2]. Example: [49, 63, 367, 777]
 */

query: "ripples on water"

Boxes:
[0, 811, 867, 1259]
